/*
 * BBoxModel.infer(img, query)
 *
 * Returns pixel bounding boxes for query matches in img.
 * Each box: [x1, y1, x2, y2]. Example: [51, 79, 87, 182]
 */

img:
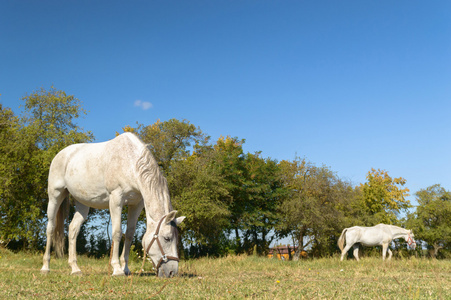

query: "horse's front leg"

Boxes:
[387, 248, 393, 260]
[120, 202, 144, 275]
[381, 243, 389, 260]
[352, 244, 360, 261]
[68, 202, 89, 275]
[109, 192, 125, 276]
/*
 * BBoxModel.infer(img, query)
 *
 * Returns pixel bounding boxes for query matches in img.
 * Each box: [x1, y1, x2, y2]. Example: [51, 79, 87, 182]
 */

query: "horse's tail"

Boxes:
[337, 228, 347, 251]
[53, 197, 69, 258]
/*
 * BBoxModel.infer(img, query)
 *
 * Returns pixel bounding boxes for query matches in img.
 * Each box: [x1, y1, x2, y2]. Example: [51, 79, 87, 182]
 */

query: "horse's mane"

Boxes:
[135, 145, 172, 212]
[136, 146, 160, 183]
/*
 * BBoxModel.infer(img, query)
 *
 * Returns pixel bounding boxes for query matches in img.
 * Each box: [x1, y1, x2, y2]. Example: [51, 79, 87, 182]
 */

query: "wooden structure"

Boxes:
[268, 245, 296, 260]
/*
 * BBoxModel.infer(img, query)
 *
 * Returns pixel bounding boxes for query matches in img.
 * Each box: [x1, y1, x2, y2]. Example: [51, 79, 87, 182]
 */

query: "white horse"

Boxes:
[338, 224, 416, 261]
[40, 133, 185, 277]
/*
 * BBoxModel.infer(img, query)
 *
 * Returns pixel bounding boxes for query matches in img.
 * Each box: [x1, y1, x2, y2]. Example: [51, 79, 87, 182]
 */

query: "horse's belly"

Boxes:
[68, 187, 110, 209]
[360, 241, 380, 247]
[360, 231, 386, 246]
[66, 180, 142, 209]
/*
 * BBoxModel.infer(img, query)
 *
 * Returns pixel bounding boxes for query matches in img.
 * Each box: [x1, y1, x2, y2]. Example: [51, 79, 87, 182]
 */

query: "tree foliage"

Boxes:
[358, 168, 411, 224]
[0, 88, 93, 249]
[211, 136, 248, 253]
[22, 87, 93, 152]
[0, 104, 41, 245]
[276, 158, 355, 258]
[407, 184, 451, 258]
[135, 119, 206, 174]
[168, 143, 231, 257]
[240, 152, 286, 255]
[1, 91, 447, 260]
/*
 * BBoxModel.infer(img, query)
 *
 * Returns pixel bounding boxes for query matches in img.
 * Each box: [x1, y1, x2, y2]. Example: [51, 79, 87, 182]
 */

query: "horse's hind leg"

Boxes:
[68, 201, 89, 275]
[341, 243, 354, 261]
[120, 202, 144, 275]
[41, 188, 67, 274]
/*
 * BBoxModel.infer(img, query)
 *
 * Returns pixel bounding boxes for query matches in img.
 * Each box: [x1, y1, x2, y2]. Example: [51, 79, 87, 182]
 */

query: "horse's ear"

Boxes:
[175, 216, 186, 226]
[165, 211, 185, 225]
[165, 211, 178, 224]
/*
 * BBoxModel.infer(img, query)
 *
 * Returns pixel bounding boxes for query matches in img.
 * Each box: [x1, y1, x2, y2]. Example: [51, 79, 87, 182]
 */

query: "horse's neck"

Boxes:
[388, 225, 409, 238]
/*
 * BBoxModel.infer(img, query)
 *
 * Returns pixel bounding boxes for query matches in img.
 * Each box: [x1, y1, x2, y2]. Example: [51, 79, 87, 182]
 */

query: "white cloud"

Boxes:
[141, 101, 152, 110]
[134, 100, 153, 110]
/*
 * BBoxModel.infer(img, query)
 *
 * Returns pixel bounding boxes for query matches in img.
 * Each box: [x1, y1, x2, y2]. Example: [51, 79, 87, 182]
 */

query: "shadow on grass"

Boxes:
[133, 271, 199, 278]
[178, 272, 200, 278]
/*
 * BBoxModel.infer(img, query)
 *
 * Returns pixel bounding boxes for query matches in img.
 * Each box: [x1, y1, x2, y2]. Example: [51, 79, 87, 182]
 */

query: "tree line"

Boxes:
[1, 87, 450, 259]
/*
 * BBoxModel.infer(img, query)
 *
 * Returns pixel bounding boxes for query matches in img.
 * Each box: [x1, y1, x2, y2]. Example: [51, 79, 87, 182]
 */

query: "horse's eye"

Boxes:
[163, 237, 171, 242]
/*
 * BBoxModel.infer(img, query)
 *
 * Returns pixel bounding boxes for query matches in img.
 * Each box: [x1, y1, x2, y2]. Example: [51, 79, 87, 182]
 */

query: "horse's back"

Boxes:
[346, 225, 391, 246]
[48, 133, 146, 209]
[48, 143, 91, 185]
[50, 133, 143, 180]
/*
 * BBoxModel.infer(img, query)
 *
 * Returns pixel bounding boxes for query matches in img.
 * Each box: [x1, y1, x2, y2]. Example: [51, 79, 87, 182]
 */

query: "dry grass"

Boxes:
[0, 247, 449, 299]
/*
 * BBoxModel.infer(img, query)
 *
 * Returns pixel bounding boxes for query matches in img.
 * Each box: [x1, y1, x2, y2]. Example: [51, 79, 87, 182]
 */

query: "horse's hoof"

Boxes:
[71, 270, 82, 276]
[123, 269, 131, 276]
[40, 269, 50, 275]
[112, 269, 126, 276]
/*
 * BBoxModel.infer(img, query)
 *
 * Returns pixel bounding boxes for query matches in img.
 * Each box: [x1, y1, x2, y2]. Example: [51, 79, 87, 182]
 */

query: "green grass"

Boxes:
[0, 247, 450, 299]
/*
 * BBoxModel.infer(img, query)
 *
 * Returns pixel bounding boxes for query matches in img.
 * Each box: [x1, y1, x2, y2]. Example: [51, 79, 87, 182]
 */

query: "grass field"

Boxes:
[0, 247, 449, 299]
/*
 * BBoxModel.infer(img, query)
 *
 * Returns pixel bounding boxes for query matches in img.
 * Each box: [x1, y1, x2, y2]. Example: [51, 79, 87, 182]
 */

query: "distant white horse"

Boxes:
[338, 224, 416, 261]
[40, 133, 185, 277]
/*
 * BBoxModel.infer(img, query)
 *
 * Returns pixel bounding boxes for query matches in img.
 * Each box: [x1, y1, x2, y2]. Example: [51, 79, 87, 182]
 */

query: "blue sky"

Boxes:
[1, 0, 450, 207]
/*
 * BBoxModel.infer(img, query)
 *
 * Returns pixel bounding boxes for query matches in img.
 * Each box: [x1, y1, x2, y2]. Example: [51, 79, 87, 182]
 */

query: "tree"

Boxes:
[0, 104, 39, 246]
[358, 168, 411, 224]
[168, 143, 231, 257]
[162, 131, 287, 256]
[135, 119, 206, 174]
[0, 87, 93, 250]
[276, 158, 312, 258]
[407, 184, 451, 258]
[277, 158, 354, 258]
[212, 136, 249, 253]
[22, 86, 93, 152]
[240, 152, 286, 255]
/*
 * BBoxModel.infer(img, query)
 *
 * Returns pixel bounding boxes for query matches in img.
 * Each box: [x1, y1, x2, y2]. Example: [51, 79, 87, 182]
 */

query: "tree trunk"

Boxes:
[431, 243, 443, 258]
[234, 227, 241, 253]
[292, 230, 305, 261]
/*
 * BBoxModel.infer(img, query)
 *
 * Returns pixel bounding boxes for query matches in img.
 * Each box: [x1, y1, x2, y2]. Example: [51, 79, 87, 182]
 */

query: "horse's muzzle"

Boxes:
[157, 261, 178, 278]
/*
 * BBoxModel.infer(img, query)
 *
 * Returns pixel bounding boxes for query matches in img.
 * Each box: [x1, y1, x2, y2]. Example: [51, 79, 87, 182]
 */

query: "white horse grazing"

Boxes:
[40, 133, 185, 277]
[338, 224, 416, 261]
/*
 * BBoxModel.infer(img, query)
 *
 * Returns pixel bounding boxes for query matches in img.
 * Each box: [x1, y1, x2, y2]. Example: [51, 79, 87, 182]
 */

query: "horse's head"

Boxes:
[405, 230, 416, 250]
[142, 210, 186, 278]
